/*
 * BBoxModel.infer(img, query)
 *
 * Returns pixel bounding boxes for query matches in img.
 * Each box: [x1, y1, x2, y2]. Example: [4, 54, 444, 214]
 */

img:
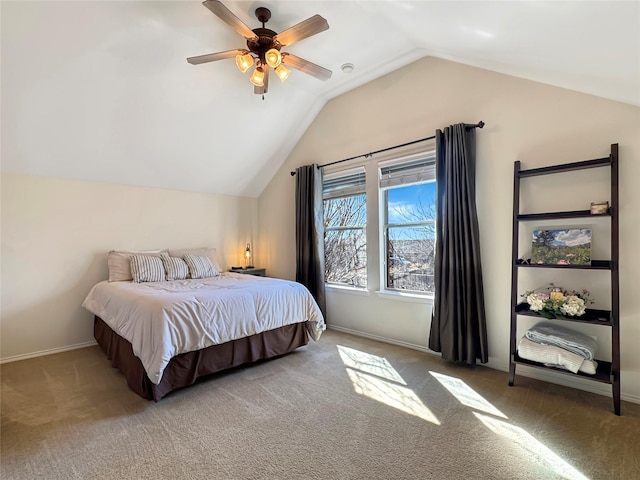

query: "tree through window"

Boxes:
[380, 154, 436, 293]
[323, 168, 367, 288]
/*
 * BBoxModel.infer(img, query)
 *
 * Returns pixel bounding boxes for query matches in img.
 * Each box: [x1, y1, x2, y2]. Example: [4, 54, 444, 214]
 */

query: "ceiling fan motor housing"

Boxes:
[246, 7, 281, 64]
[247, 28, 281, 64]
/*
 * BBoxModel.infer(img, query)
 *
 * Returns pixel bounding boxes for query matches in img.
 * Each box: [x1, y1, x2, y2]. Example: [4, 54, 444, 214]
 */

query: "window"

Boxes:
[380, 154, 436, 294]
[323, 167, 367, 288]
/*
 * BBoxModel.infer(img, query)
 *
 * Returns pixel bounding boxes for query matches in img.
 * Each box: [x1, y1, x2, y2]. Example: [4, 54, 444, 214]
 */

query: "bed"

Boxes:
[83, 269, 325, 401]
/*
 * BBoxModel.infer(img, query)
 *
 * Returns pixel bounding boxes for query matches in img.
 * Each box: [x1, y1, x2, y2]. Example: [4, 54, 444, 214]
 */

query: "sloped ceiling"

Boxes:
[2, 1, 638, 198]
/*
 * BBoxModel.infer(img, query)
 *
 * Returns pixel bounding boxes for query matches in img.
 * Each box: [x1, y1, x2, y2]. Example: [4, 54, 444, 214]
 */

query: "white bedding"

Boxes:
[82, 272, 325, 384]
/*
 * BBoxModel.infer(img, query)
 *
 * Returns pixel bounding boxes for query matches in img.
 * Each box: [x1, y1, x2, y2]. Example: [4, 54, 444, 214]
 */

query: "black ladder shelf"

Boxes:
[508, 144, 620, 415]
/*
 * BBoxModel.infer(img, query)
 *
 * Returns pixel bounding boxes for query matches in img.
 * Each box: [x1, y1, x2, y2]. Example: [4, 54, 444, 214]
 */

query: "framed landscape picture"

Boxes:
[531, 228, 591, 266]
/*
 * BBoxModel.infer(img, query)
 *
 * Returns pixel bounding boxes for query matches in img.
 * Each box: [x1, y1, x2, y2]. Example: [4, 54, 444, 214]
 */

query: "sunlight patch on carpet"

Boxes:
[337, 345, 406, 385]
[429, 371, 507, 419]
[338, 345, 439, 424]
[475, 413, 590, 480]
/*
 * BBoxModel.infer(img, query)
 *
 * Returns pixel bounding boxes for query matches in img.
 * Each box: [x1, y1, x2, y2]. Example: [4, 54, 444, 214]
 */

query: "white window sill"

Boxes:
[375, 289, 434, 304]
[325, 283, 370, 296]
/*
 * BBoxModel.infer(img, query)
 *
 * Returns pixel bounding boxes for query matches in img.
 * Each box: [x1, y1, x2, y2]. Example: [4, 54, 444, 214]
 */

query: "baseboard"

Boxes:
[326, 325, 640, 406]
[327, 324, 436, 355]
[0, 340, 98, 364]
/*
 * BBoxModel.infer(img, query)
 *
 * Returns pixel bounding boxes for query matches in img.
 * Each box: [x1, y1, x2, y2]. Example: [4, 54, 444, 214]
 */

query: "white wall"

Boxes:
[0, 172, 257, 361]
[258, 57, 640, 403]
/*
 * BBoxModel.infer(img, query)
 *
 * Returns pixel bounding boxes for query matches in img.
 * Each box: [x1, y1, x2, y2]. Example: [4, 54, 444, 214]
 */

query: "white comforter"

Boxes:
[82, 273, 325, 384]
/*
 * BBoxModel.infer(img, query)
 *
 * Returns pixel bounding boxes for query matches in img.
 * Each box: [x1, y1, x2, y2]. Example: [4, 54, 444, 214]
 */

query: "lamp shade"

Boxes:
[275, 64, 290, 82]
[265, 48, 282, 68]
[235, 53, 254, 73]
[249, 67, 264, 86]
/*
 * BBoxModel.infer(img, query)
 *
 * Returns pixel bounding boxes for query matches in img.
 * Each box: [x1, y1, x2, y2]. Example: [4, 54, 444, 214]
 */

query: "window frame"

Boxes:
[322, 167, 367, 289]
[378, 151, 437, 296]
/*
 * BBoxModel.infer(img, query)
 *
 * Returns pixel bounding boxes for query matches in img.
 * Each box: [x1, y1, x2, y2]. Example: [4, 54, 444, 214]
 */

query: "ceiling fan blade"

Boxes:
[274, 14, 329, 46]
[282, 53, 332, 81]
[254, 65, 269, 95]
[203, 0, 258, 40]
[187, 49, 246, 65]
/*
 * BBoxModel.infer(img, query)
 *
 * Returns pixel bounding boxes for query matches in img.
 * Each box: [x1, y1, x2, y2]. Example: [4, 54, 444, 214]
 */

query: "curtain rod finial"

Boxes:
[290, 171, 296, 176]
[477, 121, 485, 128]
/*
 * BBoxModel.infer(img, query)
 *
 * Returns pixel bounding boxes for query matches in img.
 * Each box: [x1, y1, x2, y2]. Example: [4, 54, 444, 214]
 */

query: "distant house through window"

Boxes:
[323, 167, 367, 288]
[380, 153, 436, 294]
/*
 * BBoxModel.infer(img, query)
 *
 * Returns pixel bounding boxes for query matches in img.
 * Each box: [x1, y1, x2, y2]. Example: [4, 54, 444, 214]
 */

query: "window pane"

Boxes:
[324, 194, 366, 228]
[387, 226, 435, 292]
[325, 228, 367, 287]
[324, 193, 367, 288]
[386, 182, 436, 224]
[384, 179, 436, 293]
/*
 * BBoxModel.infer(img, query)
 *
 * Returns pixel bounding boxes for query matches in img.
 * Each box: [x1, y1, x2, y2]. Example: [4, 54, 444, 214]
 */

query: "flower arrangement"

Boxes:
[522, 284, 592, 319]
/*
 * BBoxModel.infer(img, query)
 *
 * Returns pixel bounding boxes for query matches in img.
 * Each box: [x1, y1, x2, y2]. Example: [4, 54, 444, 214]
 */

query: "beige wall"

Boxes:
[0, 173, 257, 360]
[258, 57, 640, 403]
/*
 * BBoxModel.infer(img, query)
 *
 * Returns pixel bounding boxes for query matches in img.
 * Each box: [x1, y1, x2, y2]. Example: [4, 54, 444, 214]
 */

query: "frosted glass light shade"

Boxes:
[249, 67, 264, 87]
[265, 48, 282, 68]
[275, 65, 290, 82]
[235, 53, 254, 73]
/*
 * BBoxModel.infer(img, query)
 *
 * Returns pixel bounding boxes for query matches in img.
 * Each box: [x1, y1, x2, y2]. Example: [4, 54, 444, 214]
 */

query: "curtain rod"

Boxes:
[290, 121, 484, 176]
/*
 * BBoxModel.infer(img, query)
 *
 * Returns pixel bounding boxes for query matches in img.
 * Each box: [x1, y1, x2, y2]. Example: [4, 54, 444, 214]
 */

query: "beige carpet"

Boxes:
[2, 329, 639, 480]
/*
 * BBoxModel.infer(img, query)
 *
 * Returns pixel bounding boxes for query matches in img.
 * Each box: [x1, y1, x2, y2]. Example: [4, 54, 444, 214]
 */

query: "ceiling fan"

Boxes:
[187, 0, 332, 96]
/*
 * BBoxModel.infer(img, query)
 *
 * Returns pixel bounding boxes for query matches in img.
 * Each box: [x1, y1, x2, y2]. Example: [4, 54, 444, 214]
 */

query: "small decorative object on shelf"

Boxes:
[522, 284, 592, 319]
[590, 201, 609, 215]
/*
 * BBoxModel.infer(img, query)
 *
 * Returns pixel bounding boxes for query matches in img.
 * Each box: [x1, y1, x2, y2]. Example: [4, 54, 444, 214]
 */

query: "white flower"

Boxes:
[560, 295, 586, 316]
[527, 293, 545, 311]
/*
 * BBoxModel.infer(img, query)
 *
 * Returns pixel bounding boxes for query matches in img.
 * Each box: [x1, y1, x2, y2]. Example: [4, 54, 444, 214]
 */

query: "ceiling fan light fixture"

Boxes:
[265, 48, 282, 68]
[275, 64, 290, 83]
[188, 2, 332, 96]
[235, 53, 254, 73]
[250, 66, 265, 87]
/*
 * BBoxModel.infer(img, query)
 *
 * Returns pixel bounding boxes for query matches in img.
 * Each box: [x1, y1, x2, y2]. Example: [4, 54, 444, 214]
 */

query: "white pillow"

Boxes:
[183, 254, 219, 279]
[129, 254, 166, 283]
[107, 250, 166, 282]
[168, 247, 222, 272]
[161, 253, 190, 281]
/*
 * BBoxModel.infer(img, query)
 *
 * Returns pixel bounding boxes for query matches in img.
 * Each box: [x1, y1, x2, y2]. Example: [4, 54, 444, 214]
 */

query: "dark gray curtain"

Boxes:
[428, 123, 488, 364]
[295, 164, 326, 318]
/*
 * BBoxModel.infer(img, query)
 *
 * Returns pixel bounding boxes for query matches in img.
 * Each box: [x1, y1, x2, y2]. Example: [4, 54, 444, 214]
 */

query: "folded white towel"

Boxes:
[525, 322, 598, 360]
[517, 337, 598, 375]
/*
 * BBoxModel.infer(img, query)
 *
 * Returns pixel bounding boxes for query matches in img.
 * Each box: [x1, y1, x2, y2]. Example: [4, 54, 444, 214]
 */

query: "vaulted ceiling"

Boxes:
[2, 1, 638, 197]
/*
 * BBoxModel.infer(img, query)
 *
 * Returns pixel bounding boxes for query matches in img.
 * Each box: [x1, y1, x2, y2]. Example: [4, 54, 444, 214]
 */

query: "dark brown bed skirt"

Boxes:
[94, 316, 309, 401]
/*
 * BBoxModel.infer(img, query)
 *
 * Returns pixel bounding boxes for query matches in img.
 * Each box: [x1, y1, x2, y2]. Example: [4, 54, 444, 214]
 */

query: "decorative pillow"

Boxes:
[168, 247, 222, 272]
[107, 250, 165, 282]
[183, 253, 219, 279]
[161, 253, 190, 281]
[129, 254, 166, 283]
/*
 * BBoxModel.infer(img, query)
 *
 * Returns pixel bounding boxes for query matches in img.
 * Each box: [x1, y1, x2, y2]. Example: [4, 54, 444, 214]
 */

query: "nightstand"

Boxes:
[230, 267, 266, 277]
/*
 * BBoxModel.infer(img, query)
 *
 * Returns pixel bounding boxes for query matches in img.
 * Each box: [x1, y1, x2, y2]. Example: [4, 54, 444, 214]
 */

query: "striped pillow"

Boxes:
[161, 253, 190, 281]
[183, 253, 219, 279]
[129, 254, 166, 283]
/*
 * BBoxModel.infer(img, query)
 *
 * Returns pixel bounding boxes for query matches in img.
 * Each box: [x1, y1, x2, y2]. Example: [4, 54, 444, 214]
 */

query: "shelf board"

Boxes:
[518, 157, 611, 177]
[512, 353, 612, 384]
[515, 260, 612, 270]
[517, 210, 611, 221]
[514, 303, 612, 325]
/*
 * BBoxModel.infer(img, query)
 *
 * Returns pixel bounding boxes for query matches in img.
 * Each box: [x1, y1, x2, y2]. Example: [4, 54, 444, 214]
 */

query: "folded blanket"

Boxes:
[525, 322, 598, 360]
[518, 337, 598, 375]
